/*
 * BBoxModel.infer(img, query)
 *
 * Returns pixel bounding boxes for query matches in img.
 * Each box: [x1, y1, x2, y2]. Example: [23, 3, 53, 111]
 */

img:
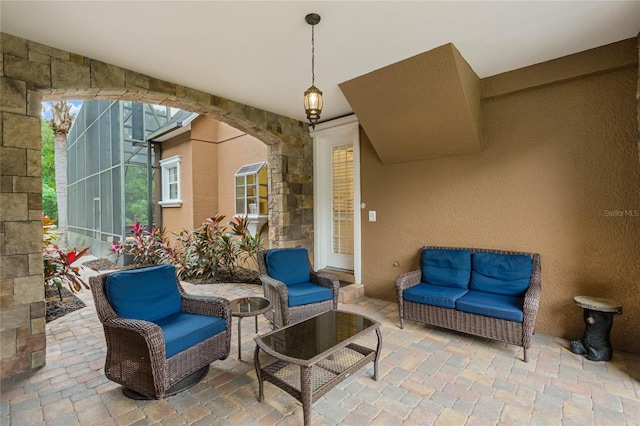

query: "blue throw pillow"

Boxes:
[469, 252, 533, 296]
[266, 248, 310, 286]
[421, 248, 472, 289]
[105, 264, 181, 322]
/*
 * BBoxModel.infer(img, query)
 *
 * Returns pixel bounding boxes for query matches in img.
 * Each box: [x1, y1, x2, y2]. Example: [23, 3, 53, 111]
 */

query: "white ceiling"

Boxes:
[1, 1, 638, 124]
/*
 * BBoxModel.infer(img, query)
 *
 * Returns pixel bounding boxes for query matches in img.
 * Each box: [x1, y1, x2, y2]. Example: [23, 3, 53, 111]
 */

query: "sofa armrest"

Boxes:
[395, 269, 422, 328]
[396, 269, 422, 293]
[311, 271, 340, 309]
[522, 254, 542, 342]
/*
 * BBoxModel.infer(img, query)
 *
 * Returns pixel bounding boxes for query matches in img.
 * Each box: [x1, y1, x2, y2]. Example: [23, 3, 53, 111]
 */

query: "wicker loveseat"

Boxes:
[90, 264, 231, 399]
[396, 246, 541, 362]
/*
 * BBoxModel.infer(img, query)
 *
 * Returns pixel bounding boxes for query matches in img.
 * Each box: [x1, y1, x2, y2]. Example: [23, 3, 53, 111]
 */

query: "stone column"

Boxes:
[1, 33, 48, 375]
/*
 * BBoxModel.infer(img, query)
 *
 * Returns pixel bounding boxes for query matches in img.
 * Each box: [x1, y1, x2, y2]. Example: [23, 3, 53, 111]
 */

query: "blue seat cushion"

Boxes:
[154, 312, 227, 358]
[287, 282, 333, 307]
[266, 248, 310, 286]
[455, 290, 524, 322]
[403, 283, 468, 309]
[421, 248, 472, 289]
[105, 264, 181, 322]
[469, 252, 533, 296]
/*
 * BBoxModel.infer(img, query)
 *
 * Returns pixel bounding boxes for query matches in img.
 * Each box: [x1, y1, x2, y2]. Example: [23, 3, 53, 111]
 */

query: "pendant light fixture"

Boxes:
[304, 13, 323, 129]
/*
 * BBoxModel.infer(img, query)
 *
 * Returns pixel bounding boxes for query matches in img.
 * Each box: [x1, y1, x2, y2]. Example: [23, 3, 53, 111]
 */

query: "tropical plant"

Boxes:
[111, 214, 263, 283]
[42, 215, 91, 300]
[49, 101, 75, 247]
[173, 214, 225, 281]
[111, 221, 173, 267]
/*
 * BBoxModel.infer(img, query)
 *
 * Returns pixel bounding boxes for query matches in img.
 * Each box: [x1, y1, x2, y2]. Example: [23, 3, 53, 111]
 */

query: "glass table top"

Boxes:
[256, 310, 378, 361]
[231, 297, 271, 315]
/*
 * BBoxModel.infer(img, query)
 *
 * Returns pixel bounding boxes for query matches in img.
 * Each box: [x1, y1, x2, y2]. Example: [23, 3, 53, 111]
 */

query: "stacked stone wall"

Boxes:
[0, 32, 313, 377]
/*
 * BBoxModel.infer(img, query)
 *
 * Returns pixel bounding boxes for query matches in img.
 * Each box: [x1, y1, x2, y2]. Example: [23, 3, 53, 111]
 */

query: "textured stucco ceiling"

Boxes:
[1, 1, 638, 124]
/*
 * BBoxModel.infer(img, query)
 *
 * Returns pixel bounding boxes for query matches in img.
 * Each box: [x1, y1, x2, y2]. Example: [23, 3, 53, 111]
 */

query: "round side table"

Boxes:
[570, 295, 622, 362]
[230, 297, 272, 361]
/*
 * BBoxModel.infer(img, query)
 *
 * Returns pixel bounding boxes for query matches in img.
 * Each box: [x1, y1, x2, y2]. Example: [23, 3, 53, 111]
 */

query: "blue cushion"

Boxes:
[455, 290, 524, 322]
[403, 283, 468, 309]
[105, 264, 181, 322]
[266, 248, 310, 286]
[287, 282, 333, 307]
[421, 248, 471, 289]
[469, 252, 533, 296]
[154, 312, 227, 358]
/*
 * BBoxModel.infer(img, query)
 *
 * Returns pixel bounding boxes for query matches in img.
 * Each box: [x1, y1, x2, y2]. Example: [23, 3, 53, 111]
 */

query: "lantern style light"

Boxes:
[304, 13, 323, 129]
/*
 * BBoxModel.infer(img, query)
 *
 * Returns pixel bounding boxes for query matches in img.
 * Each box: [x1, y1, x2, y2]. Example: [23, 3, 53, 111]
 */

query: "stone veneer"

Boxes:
[0, 32, 313, 377]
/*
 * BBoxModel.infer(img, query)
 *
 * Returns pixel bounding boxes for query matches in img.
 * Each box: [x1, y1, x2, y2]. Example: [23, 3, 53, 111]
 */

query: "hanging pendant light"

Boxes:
[304, 13, 323, 129]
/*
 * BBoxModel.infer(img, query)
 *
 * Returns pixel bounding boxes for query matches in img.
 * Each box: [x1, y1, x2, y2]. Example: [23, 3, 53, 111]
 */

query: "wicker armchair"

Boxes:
[89, 264, 231, 399]
[257, 248, 340, 328]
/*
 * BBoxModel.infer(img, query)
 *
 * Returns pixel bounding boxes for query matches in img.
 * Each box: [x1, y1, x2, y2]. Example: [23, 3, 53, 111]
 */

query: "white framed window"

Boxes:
[159, 155, 182, 207]
[235, 162, 267, 215]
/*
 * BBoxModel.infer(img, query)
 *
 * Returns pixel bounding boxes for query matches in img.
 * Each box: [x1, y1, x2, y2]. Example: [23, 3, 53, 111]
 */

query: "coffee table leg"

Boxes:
[255, 315, 258, 333]
[300, 365, 312, 426]
[254, 345, 264, 401]
[374, 328, 382, 380]
[237, 317, 243, 361]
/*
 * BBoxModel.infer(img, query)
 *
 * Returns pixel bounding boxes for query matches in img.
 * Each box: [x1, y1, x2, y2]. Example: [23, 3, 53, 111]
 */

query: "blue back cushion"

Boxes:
[105, 264, 181, 322]
[266, 248, 310, 286]
[421, 249, 471, 289]
[469, 252, 533, 296]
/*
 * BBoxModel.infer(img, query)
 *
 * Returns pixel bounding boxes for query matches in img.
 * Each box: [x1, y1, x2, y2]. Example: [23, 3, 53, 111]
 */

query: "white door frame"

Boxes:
[311, 115, 361, 283]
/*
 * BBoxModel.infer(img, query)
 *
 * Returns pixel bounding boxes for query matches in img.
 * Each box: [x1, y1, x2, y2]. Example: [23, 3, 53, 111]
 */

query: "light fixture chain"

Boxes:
[311, 24, 315, 86]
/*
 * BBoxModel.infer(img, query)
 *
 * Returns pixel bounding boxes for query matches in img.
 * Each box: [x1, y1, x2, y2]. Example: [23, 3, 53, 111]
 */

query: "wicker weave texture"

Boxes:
[257, 249, 340, 328]
[89, 267, 232, 399]
[396, 246, 541, 362]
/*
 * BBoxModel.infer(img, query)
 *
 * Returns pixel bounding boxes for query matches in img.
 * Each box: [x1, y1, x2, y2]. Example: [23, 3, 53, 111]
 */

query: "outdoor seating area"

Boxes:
[1, 260, 639, 425]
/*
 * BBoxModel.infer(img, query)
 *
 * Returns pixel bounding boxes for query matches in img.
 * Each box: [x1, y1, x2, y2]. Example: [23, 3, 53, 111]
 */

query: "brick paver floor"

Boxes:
[2, 261, 639, 425]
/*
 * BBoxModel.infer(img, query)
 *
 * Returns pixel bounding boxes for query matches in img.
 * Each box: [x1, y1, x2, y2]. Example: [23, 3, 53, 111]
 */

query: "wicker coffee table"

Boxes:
[253, 310, 382, 426]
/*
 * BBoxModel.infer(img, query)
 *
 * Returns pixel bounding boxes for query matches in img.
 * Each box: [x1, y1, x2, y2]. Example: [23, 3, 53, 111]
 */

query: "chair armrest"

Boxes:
[395, 270, 422, 293]
[311, 271, 340, 309]
[260, 274, 289, 325]
[180, 293, 231, 321]
[102, 317, 166, 360]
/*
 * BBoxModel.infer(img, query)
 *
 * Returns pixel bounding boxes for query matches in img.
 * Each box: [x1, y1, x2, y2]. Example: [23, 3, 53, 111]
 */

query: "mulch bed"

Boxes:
[45, 286, 86, 323]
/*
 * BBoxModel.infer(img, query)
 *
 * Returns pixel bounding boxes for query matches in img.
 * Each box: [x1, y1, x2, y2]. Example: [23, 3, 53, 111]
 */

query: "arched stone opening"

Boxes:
[1, 32, 314, 377]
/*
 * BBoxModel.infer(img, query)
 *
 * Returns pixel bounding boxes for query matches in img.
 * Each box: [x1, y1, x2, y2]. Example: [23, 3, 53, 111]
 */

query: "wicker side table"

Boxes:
[570, 295, 622, 362]
[231, 297, 271, 361]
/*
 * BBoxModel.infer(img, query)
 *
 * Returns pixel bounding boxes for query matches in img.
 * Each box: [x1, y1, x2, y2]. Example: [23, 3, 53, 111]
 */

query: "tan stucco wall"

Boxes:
[159, 117, 268, 239]
[160, 134, 194, 237]
[360, 42, 640, 354]
[217, 134, 268, 221]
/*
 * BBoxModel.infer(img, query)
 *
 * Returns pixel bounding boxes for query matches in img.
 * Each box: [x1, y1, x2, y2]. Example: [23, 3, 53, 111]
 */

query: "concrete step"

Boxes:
[339, 283, 365, 304]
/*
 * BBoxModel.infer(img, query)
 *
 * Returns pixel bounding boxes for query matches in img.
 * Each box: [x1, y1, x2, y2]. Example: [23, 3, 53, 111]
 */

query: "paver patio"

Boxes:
[1, 262, 639, 425]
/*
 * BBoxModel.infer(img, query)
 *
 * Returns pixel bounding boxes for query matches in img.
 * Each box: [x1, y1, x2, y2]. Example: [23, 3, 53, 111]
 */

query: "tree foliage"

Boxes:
[41, 119, 57, 218]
